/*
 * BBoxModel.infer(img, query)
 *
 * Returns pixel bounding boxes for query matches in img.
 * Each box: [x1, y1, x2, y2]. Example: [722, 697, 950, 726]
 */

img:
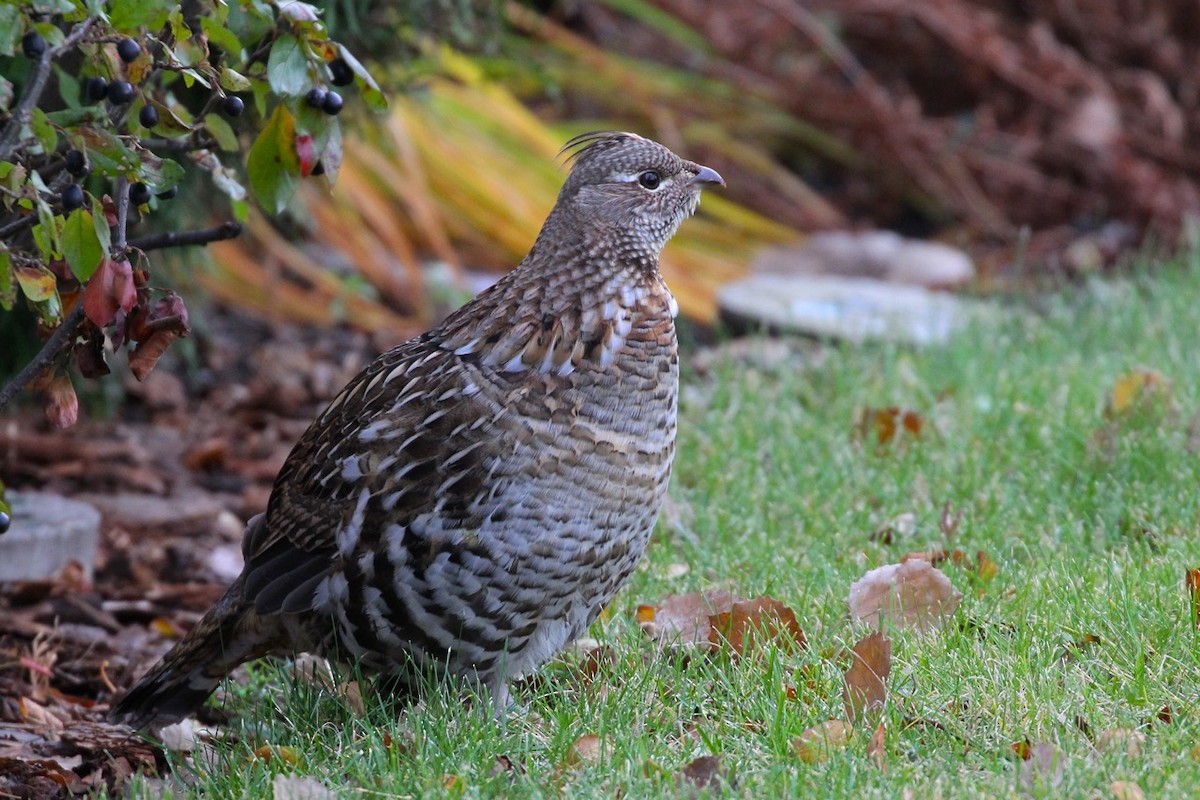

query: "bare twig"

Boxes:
[0, 18, 96, 161]
[0, 304, 85, 412]
[128, 221, 244, 252]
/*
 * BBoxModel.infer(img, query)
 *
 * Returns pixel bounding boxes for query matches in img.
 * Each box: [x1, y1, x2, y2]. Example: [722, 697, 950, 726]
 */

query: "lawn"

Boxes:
[126, 258, 1200, 798]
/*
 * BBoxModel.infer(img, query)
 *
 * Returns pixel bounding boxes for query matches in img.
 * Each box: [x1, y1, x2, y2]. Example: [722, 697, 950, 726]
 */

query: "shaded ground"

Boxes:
[0, 309, 398, 797]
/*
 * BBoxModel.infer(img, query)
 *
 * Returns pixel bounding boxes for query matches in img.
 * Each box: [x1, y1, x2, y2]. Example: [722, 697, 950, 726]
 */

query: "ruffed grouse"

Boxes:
[110, 132, 724, 728]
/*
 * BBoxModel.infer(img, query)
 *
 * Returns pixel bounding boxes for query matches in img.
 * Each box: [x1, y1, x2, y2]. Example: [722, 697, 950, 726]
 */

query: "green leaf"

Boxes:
[247, 104, 299, 213]
[145, 97, 194, 136]
[78, 126, 139, 175]
[62, 208, 103, 281]
[334, 43, 387, 111]
[205, 113, 240, 151]
[267, 33, 309, 97]
[109, 0, 169, 33]
[138, 154, 185, 193]
[30, 108, 58, 154]
[55, 64, 81, 111]
[0, 245, 14, 310]
[90, 195, 111, 252]
[218, 65, 252, 92]
[0, 6, 20, 57]
[202, 16, 244, 60]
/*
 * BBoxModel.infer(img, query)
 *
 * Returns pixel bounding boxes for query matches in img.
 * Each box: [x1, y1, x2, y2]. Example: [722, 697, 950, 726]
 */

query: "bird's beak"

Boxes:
[689, 165, 725, 187]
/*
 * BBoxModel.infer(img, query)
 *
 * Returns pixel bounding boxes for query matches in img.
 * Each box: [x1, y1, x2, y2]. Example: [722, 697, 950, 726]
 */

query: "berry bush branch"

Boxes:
[0, 17, 96, 161]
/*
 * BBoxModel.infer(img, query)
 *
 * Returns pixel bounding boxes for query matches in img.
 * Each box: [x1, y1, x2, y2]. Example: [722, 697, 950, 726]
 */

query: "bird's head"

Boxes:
[556, 132, 724, 257]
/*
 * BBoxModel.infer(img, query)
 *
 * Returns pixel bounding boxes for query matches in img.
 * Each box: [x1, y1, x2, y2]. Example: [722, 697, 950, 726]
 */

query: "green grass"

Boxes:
[126, 258, 1200, 798]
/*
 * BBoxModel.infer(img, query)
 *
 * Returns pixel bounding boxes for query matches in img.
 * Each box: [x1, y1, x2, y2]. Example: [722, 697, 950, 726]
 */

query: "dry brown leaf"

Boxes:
[848, 560, 962, 632]
[563, 734, 604, 768]
[843, 631, 891, 723]
[1096, 728, 1145, 757]
[856, 407, 924, 446]
[639, 590, 739, 647]
[1019, 743, 1064, 793]
[1110, 780, 1146, 800]
[1187, 568, 1200, 628]
[1059, 633, 1101, 663]
[1107, 367, 1171, 417]
[676, 754, 725, 792]
[867, 722, 886, 770]
[709, 597, 807, 657]
[792, 719, 852, 764]
[272, 775, 337, 800]
[254, 745, 300, 766]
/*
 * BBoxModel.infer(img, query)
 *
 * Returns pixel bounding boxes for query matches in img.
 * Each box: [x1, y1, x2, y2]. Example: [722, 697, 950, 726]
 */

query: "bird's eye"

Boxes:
[637, 170, 661, 190]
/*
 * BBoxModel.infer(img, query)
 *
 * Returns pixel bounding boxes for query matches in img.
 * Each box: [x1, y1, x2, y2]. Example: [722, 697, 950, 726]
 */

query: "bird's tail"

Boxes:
[108, 578, 274, 729]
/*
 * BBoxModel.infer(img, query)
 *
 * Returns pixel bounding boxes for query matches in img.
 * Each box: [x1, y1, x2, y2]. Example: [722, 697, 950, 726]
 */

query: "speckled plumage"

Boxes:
[110, 132, 723, 728]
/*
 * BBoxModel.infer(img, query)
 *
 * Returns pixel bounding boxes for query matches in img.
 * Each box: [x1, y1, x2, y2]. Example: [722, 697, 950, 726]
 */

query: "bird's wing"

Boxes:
[242, 335, 501, 614]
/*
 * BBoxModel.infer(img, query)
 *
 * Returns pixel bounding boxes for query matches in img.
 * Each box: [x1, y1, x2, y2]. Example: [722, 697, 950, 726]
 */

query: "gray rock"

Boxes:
[751, 230, 975, 288]
[718, 274, 984, 345]
[0, 492, 101, 581]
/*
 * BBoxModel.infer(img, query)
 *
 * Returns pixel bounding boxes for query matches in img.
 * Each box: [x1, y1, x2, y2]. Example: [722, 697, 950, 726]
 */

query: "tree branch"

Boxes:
[0, 304, 84, 412]
[0, 18, 96, 161]
[128, 220, 243, 252]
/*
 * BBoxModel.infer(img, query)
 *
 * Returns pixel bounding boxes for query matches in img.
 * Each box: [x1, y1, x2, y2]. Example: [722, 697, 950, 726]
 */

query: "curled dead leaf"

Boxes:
[676, 754, 725, 792]
[709, 597, 807, 657]
[843, 631, 891, 723]
[1110, 780, 1146, 800]
[639, 589, 738, 648]
[271, 775, 337, 800]
[848, 560, 962, 632]
[792, 719, 852, 764]
[1107, 367, 1171, 417]
[1187, 568, 1200, 628]
[1019, 743, 1064, 793]
[856, 407, 924, 446]
[1096, 728, 1145, 757]
[867, 722, 886, 770]
[563, 734, 604, 768]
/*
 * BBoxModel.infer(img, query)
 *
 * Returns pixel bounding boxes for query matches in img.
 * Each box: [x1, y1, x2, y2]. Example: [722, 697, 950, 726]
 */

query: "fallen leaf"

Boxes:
[1187, 568, 1200, 628]
[792, 720, 852, 764]
[848, 560, 962, 632]
[255, 745, 300, 766]
[1111, 780, 1146, 800]
[271, 775, 336, 800]
[843, 631, 891, 723]
[1019, 743, 1064, 794]
[709, 597, 807, 657]
[563, 734, 604, 768]
[856, 407, 924, 446]
[871, 512, 916, 545]
[639, 590, 739, 648]
[1059, 633, 1101, 663]
[675, 754, 725, 792]
[1096, 729, 1145, 757]
[867, 722, 886, 770]
[938, 501, 962, 539]
[1107, 367, 1171, 416]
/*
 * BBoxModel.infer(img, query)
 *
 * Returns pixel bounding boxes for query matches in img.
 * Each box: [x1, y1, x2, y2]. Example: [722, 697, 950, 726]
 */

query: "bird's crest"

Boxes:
[558, 131, 644, 168]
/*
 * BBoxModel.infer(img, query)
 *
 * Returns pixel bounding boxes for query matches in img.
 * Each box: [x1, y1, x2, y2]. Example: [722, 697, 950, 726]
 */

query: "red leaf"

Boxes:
[82, 258, 136, 327]
[296, 132, 317, 178]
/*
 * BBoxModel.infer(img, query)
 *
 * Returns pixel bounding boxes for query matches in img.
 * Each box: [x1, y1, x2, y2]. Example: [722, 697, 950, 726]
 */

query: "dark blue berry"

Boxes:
[61, 184, 85, 211]
[117, 38, 141, 63]
[155, 186, 177, 200]
[328, 58, 353, 86]
[107, 80, 134, 105]
[305, 88, 327, 109]
[222, 95, 245, 117]
[139, 105, 159, 128]
[321, 90, 343, 116]
[64, 150, 87, 176]
[85, 77, 108, 102]
[129, 182, 151, 205]
[22, 32, 46, 60]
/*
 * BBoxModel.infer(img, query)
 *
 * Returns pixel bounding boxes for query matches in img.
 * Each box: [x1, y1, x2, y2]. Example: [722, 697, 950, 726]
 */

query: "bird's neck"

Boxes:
[437, 209, 677, 375]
